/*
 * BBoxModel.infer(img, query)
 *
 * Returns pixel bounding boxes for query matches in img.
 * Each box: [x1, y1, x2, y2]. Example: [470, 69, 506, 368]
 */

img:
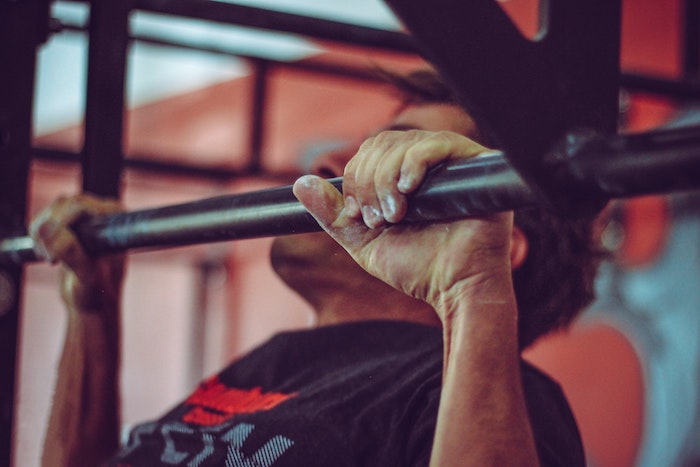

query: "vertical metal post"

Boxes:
[248, 60, 268, 174]
[0, 0, 50, 463]
[385, 0, 621, 215]
[683, 0, 700, 79]
[82, 0, 131, 197]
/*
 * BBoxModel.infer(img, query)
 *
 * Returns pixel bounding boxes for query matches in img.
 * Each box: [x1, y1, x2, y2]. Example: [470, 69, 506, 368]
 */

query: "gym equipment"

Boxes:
[2, 124, 700, 264]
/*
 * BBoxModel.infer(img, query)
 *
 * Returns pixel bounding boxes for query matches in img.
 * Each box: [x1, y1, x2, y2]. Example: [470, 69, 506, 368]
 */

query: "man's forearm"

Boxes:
[430, 274, 539, 466]
[42, 308, 121, 467]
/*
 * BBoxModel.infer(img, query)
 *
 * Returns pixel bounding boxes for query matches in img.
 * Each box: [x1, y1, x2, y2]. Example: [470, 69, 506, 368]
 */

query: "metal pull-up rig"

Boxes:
[2, 125, 700, 264]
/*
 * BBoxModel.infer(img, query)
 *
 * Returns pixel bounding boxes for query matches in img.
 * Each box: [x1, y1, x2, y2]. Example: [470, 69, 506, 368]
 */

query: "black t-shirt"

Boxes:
[106, 320, 584, 466]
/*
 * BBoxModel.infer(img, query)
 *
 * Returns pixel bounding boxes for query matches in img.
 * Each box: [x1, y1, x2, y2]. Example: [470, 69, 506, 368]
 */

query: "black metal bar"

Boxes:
[54, 15, 700, 104]
[133, 0, 418, 54]
[53, 20, 400, 84]
[248, 60, 268, 174]
[0, 0, 50, 462]
[5, 124, 700, 264]
[0, 153, 536, 263]
[621, 72, 700, 100]
[684, 0, 700, 78]
[565, 125, 700, 198]
[32, 146, 299, 184]
[384, 0, 621, 216]
[82, 0, 130, 197]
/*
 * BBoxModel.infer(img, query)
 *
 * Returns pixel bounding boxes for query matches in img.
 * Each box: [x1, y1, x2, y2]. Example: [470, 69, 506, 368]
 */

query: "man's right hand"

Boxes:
[30, 193, 125, 314]
[32, 193, 125, 466]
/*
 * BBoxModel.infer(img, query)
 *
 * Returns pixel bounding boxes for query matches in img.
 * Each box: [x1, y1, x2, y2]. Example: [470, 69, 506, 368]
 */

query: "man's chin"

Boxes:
[273, 229, 331, 246]
[270, 230, 358, 290]
[271, 231, 341, 263]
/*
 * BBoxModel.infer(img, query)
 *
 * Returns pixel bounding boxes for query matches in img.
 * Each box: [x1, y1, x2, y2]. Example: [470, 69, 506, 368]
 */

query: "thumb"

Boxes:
[293, 175, 378, 253]
[293, 175, 345, 229]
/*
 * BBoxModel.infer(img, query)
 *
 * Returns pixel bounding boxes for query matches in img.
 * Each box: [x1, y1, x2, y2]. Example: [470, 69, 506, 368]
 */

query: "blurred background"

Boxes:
[9, 0, 700, 465]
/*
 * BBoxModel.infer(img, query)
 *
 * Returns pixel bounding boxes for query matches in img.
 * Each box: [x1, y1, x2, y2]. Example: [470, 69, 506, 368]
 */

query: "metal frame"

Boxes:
[81, 0, 130, 197]
[6, 122, 700, 264]
[36, 0, 419, 183]
[133, 0, 417, 53]
[248, 60, 269, 174]
[37, 1, 700, 184]
[385, 0, 622, 215]
[0, 2, 51, 464]
[684, 0, 700, 79]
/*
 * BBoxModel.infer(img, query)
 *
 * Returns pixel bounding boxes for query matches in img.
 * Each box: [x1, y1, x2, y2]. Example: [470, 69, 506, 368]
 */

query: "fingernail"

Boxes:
[295, 174, 318, 189]
[344, 195, 361, 218]
[380, 193, 398, 222]
[397, 172, 416, 193]
[361, 205, 383, 229]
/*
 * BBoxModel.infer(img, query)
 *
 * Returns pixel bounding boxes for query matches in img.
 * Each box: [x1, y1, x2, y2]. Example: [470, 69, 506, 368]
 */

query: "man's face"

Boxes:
[270, 103, 479, 287]
[386, 102, 479, 135]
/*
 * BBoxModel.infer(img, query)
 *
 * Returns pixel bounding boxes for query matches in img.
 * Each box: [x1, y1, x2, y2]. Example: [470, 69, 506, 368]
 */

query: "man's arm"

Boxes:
[431, 262, 537, 465]
[293, 129, 539, 465]
[31, 194, 125, 467]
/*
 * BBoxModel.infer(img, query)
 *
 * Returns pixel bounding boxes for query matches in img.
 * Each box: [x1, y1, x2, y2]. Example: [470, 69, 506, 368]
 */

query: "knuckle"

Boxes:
[357, 136, 376, 152]
[431, 131, 454, 147]
[403, 145, 425, 166]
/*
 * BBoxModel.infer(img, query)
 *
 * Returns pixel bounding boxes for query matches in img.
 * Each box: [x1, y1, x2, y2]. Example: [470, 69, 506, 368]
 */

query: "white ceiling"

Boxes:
[212, 0, 401, 29]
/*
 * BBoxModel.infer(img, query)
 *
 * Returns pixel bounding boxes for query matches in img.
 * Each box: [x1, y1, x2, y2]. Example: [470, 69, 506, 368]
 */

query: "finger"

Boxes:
[30, 197, 89, 262]
[29, 207, 58, 261]
[29, 194, 122, 263]
[294, 175, 345, 229]
[346, 136, 383, 229]
[294, 175, 377, 253]
[47, 230, 95, 278]
[398, 131, 488, 194]
[372, 141, 411, 224]
[341, 146, 362, 220]
[351, 132, 403, 228]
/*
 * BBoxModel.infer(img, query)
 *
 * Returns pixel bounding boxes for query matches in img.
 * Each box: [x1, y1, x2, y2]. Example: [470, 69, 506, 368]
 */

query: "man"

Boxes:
[31, 70, 601, 466]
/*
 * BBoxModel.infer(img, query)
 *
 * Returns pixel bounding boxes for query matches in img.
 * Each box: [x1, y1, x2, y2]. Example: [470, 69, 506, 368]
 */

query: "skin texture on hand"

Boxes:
[293, 129, 513, 311]
[30, 193, 125, 314]
[30, 193, 125, 466]
[294, 129, 539, 466]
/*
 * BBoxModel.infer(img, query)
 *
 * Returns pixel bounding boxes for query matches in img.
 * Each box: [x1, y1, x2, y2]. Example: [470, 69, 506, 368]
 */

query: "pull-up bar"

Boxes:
[2, 125, 700, 265]
[1, 152, 534, 264]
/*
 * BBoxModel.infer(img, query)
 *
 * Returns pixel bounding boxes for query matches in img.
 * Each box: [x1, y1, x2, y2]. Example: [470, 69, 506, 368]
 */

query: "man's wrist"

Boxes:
[435, 266, 515, 320]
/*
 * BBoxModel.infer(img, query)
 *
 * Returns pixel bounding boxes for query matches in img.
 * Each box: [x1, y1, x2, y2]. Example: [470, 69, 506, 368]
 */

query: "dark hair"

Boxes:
[386, 68, 605, 348]
[379, 68, 461, 106]
[512, 208, 604, 348]
[377, 67, 495, 147]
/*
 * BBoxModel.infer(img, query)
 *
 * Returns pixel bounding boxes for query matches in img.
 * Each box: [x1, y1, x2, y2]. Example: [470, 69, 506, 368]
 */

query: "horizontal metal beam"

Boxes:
[32, 147, 299, 184]
[54, 15, 700, 103]
[54, 19, 700, 104]
[5, 124, 700, 264]
[565, 124, 700, 198]
[52, 21, 400, 84]
[134, 0, 418, 54]
[620, 72, 700, 100]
